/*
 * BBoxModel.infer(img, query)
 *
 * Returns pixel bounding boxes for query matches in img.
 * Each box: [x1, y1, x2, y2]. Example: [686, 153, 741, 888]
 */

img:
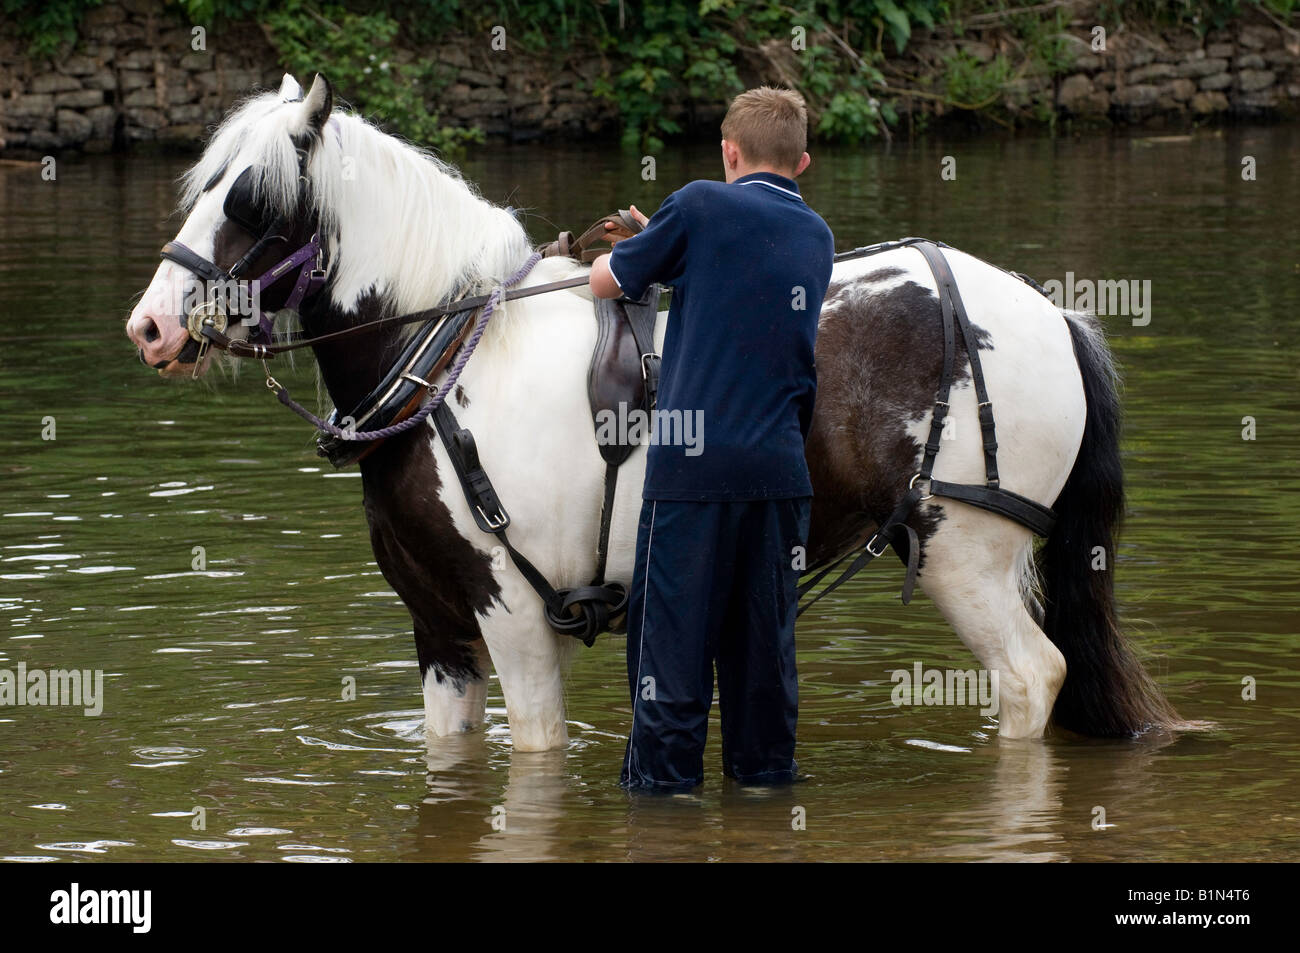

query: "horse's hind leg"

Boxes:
[917, 507, 1066, 739]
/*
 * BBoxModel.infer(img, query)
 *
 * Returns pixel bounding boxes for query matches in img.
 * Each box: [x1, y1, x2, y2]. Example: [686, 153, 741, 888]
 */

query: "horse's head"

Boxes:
[126, 73, 335, 377]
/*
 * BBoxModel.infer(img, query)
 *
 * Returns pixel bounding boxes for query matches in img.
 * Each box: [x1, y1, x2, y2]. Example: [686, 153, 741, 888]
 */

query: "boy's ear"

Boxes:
[793, 152, 811, 177]
[721, 138, 742, 169]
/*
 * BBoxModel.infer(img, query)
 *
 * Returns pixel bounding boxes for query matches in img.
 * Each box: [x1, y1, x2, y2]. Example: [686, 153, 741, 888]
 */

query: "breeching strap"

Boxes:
[796, 239, 1057, 616]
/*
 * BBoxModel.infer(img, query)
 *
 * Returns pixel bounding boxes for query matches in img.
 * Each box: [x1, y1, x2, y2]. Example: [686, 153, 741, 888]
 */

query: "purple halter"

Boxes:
[248, 232, 328, 342]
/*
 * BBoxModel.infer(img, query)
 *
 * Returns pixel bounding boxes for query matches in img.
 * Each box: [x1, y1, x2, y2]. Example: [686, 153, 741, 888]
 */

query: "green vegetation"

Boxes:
[2, 0, 103, 58]
[3, 0, 1296, 149]
[258, 2, 483, 153]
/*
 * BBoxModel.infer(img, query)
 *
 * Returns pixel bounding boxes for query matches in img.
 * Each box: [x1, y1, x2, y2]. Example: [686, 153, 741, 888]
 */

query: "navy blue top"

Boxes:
[608, 171, 835, 501]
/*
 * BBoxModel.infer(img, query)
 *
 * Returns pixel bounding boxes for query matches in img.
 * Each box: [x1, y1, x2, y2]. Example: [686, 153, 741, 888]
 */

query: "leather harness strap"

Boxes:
[914, 241, 1001, 489]
[927, 479, 1055, 537]
[539, 209, 644, 263]
[431, 401, 628, 647]
[797, 238, 1058, 616]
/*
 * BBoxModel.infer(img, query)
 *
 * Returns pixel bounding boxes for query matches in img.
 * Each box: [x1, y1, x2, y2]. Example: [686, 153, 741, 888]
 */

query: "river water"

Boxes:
[0, 125, 1297, 862]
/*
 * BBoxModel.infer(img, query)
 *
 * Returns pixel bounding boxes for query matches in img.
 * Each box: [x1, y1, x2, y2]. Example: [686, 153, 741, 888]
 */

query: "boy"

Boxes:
[590, 87, 834, 790]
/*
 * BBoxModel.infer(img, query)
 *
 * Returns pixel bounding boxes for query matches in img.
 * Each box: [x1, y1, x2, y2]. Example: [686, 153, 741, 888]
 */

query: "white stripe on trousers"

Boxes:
[626, 500, 657, 778]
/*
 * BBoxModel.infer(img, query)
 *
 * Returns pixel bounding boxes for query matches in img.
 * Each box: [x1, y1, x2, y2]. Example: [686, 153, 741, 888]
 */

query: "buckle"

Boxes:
[310, 234, 327, 280]
[865, 533, 889, 558]
[476, 504, 508, 530]
[401, 371, 434, 390]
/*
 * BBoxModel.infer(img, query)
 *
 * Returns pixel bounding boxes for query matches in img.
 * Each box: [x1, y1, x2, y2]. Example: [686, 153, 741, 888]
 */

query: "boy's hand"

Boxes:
[602, 205, 649, 244]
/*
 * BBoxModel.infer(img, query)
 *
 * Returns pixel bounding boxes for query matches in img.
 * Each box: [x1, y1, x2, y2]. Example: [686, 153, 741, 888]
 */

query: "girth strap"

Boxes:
[431, 402, 627, 647]
[594, 462, 619, 583]
[623, 287, 660, 410]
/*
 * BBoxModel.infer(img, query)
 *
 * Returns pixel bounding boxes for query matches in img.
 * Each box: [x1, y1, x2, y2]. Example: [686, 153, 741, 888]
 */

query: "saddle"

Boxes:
[588, 288, 660, 463]
[538, 208, 661, 463]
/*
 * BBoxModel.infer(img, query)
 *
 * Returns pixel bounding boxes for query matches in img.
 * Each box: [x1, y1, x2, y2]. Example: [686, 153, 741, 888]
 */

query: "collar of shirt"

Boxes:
[733, 171, 803, 202]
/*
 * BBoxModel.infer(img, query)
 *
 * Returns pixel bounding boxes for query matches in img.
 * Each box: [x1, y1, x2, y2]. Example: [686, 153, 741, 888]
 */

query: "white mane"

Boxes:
[180, 87, 535, 320]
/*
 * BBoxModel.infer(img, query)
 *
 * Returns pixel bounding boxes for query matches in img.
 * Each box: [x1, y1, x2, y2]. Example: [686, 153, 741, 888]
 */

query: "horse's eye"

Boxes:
[223, 166, 272, 234]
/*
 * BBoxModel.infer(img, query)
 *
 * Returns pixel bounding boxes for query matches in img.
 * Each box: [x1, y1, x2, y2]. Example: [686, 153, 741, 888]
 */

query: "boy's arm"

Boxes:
[590, 204, 648, 299]
[588, 190, 689, 300]
[589, 254, 624, 300]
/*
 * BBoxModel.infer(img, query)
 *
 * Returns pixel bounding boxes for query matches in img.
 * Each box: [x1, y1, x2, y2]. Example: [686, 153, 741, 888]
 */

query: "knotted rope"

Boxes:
[269, 252, 543, 440]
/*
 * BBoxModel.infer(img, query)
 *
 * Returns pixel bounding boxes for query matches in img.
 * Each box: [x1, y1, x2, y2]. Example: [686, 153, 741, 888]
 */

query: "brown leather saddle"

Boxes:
[538, 210, 661, 464]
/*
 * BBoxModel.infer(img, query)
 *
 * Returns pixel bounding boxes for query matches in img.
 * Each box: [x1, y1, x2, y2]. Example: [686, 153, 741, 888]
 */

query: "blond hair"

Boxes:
[720, 86, 808, 174]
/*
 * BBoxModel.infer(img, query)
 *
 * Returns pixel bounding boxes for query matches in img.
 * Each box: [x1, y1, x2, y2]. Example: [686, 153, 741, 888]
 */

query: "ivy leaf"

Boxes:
[875, 0, 912, 54]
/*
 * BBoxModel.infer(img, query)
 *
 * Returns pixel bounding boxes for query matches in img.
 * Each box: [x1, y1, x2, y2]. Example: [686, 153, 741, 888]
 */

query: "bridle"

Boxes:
[159, 142, 329, 369]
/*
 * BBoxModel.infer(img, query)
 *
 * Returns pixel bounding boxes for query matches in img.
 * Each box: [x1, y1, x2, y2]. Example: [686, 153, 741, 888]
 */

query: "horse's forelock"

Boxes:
[179, 91, 313, 216]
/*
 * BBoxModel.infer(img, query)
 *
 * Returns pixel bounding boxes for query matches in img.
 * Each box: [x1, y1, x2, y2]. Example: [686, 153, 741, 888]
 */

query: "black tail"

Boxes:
[1038, 312, 1182, 736]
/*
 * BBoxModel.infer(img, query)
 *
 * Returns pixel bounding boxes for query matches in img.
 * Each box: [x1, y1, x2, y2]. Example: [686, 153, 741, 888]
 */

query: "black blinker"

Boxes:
[223, 166, 273, 235]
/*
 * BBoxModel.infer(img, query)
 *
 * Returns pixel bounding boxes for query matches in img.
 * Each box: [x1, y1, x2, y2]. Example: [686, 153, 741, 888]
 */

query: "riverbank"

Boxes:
[1, 0, 1297, 156]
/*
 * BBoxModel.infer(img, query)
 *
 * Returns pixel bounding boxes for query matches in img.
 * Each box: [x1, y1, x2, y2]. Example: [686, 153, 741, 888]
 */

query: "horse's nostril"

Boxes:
[144, 320, 160, 344]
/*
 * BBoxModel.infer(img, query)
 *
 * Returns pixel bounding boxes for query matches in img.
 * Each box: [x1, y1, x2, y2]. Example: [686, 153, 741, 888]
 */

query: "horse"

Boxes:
[126, 74, 1185, 752]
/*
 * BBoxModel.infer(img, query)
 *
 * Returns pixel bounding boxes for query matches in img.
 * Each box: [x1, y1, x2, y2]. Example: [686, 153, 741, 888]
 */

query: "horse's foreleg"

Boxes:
[918, 508, 1066, 739]
[422, 638, 491, 736]
[481, 602, 572, 752]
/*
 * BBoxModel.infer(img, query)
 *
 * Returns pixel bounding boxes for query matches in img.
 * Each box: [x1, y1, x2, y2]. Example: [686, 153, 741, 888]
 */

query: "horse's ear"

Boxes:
[279, 74, 304, 102]
[303, 74, 333, 132]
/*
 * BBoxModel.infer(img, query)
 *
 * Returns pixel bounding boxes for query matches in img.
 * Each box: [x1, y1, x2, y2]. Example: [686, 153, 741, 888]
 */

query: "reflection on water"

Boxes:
[1, 126, 1298, 861]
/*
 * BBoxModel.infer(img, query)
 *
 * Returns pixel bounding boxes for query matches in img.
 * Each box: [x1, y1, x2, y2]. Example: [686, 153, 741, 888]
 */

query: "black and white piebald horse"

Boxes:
[126, 75, 1187, 751]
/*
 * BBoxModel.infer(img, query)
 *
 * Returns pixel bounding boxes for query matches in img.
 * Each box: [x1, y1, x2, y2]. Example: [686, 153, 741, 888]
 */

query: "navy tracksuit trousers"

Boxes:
[620, 496, 812, 791]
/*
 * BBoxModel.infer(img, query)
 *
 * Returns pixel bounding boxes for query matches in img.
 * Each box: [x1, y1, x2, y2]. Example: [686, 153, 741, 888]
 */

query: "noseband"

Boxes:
[159, 144, 328, 365]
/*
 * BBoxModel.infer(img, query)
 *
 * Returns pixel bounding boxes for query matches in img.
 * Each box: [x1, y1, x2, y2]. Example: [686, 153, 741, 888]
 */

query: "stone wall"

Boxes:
[895, 15, 1300, 125]
[1, 0, 1297, 156]
[0, 1, 282, 153]
[0, 0, 620, 155]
